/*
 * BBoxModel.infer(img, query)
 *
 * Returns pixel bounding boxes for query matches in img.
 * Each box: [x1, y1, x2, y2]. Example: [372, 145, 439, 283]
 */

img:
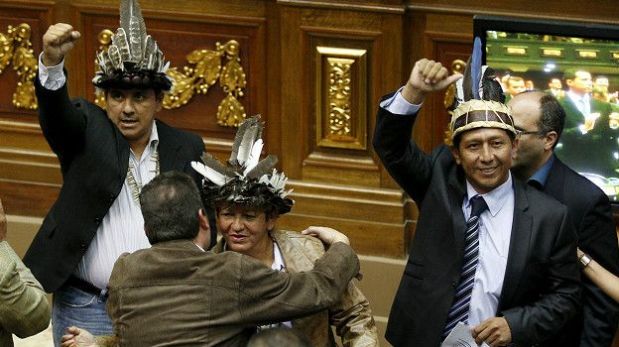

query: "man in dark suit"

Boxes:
[374, 58, 580, 346]
[510, 90, 619, 346]
[557, 69, 617, 177]
[23, 1, 213, 344]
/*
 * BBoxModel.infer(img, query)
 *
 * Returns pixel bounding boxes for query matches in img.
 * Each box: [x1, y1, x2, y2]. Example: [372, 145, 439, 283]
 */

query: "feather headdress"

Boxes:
[192, 116, 294, 215]
[449, 37, 516, 141]
[92, 0, 172, 91]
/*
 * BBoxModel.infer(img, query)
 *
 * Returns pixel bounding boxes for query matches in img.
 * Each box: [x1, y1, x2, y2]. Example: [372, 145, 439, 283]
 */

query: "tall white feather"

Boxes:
[191, 161, 227, 187]
[243, 139, 263, 176]
[236, 125, 258, 166]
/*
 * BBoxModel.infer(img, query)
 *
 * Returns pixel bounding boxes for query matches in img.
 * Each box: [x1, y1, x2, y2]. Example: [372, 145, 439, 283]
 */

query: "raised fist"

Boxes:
[401, 58, 462, 104]
[42, 23, 81, 66]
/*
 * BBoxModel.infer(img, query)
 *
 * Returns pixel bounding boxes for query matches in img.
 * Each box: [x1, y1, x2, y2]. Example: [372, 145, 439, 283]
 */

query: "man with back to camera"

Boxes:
[509, 90, 619, 346]
[373, 54, 580, 346]
[23, 0, 215, 344]
[59, 171, 361, 347]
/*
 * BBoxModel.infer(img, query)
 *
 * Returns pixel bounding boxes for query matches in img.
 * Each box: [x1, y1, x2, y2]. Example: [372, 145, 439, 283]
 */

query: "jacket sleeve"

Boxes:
[0, 241, 51, 337]
[35, 73, 87, 166]
[237, 242, 360, 325]
[501, 208, 581, 345]
[577, 192, 619, 346]
[372, 97, 433, 203]
[329, 279, 380, 347]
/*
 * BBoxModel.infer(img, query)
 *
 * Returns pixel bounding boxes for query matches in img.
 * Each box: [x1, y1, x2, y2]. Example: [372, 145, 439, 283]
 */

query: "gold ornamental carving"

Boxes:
[95, 30, 246, 127]
[443, 59, 467, 146]
[315, 46, 367, 150]
[327, 58, 354, 137]
[0, 23, 38, 110]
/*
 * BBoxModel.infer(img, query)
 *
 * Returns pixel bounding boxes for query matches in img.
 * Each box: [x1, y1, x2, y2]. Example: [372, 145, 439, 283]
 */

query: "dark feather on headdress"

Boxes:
[246, 155, 278, 180]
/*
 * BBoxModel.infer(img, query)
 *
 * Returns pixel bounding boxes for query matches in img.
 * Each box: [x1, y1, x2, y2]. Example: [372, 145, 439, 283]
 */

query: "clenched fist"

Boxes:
[401, 58, 462, 105]
[42, 23, 81, 66]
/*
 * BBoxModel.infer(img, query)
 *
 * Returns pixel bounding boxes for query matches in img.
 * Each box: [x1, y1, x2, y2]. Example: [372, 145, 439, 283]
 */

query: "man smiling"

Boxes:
[373, 57, 580, 346]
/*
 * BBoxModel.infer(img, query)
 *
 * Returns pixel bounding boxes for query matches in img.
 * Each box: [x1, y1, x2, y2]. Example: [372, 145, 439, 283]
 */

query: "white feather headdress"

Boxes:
[92, 0, 172, 90]
[192, 116, 294, 214]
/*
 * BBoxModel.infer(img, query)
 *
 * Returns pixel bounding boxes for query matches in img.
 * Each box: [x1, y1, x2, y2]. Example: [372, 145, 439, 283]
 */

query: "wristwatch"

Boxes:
[579, 253, 592, 268]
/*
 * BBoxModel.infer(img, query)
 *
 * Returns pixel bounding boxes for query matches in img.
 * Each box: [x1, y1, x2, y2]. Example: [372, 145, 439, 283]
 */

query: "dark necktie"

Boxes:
[443, 195, 489, 338]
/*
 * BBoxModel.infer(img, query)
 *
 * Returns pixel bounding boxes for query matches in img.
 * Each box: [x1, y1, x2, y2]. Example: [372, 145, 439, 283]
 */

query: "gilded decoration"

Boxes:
[315, 46, 367, 150]
[95, 30, 246, 127]
[443, 59, 466, 146]
[94, 29, 115, 108]
[0, 23, 38, 110]
[327, 57, 354, 136]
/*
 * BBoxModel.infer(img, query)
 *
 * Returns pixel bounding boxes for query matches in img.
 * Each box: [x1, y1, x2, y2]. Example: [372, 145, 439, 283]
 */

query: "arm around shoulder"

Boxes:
[237, 242, 359, 325]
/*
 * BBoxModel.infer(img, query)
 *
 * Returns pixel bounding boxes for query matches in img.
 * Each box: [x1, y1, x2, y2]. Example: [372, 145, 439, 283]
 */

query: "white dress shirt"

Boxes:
[39, 56, 157, 290]
[463, 177, 513, 325]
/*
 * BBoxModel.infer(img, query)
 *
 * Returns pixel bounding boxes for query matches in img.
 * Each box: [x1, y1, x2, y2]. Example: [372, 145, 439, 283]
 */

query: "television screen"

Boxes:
[474, 16, 619, 202]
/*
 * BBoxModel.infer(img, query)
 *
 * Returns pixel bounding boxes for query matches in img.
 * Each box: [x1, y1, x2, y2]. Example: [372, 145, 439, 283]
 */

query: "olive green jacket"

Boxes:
[0, 241, 51, 347]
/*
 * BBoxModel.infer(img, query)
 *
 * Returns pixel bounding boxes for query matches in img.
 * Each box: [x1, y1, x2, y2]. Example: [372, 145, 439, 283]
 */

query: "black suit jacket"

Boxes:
[23, 78, 212, 292]
[373, 101, 581, 346]
[543, 156, 619, 347]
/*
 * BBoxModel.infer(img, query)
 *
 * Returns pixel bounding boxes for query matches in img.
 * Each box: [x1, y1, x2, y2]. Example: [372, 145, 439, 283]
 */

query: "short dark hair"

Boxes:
[537, 93, 566, 147]
[140, 171, 204, 245]
[247, 327, 311, 347]
[563, 68, 588, 82]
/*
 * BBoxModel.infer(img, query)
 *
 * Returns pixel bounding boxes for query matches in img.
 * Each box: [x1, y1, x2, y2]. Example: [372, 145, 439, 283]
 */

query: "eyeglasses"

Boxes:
[515, 129, 546, 137]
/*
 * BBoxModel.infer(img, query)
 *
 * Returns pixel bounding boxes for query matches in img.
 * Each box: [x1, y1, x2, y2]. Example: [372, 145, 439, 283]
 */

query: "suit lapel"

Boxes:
[156, 120, 183, 172]
[114, 121, 130, 176]
[543, 158, 565, 202]
[498, 180, 532, 310]
[447, 166, 467, 258]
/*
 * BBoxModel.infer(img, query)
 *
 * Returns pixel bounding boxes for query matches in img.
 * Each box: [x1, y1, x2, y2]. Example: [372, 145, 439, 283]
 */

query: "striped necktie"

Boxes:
[443, 195, 489, 338]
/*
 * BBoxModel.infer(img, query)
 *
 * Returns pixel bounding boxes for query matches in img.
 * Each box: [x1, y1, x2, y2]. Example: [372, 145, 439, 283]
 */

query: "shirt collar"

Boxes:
[465, 172, 513, 217]
[271, 242, 286, 271]
[149, 121, 159, 150]
[193, 242, 206, 252]
[528, 154, 555, 188]
[567, 90, 589, 104]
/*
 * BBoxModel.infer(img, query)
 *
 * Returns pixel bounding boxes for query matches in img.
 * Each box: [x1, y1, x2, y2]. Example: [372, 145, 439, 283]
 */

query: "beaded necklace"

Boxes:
[126, 145, 160, 205]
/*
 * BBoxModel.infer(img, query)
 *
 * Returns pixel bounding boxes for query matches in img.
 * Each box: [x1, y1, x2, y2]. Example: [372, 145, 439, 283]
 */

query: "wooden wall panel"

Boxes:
[0, 0, 618, 258]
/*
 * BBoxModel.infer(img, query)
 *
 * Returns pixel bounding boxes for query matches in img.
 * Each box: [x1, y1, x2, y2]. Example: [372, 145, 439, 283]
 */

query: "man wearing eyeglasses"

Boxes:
[510, 90, 619, 347]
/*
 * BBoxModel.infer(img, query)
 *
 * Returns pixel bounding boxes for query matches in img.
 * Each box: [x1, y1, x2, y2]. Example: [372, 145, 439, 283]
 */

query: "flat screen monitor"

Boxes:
[474, 15, 619, 202]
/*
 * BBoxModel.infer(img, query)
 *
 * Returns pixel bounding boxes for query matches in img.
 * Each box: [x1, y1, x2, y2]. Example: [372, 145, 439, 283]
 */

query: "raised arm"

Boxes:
[37, 23, 87, 163]
[372, 59, 461, 202]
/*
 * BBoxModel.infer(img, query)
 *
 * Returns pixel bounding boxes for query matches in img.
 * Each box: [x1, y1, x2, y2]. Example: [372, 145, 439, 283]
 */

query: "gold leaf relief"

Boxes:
[164, 67, 198, 108]
[0, 23, 38, 110]
[217, 94, 246, 127]
[0, 33, 14, 73]
[327, 59, 353, 136]
[220, 59, 246, 94]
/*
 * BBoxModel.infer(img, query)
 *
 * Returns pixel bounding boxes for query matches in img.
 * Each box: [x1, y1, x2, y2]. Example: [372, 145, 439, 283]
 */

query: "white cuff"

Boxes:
[379, 86, 422, 115]
[38, 52, 66, 91]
